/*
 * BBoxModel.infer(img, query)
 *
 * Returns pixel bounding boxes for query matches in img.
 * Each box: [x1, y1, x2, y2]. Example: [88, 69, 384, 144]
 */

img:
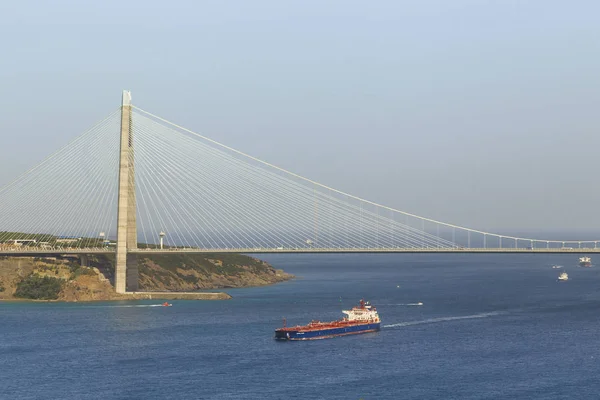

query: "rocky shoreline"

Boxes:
[0, 254, 293, 302]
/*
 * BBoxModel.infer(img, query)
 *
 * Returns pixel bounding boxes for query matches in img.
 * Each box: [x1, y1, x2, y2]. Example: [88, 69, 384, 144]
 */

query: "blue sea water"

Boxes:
[2, 253, 600, 399]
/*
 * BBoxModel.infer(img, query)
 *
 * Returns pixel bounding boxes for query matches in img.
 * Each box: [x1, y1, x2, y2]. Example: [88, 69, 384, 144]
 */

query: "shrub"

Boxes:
[70, 267, 96, 280]
[14, 274, 63, 300]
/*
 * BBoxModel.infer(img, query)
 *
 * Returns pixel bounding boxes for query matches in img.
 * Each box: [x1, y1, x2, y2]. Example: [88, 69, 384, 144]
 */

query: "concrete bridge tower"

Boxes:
[115, 90, 138, 293]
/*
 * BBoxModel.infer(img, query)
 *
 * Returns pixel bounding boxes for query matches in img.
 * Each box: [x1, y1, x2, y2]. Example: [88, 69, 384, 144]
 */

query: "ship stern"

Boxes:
[274, 329, 290, 340]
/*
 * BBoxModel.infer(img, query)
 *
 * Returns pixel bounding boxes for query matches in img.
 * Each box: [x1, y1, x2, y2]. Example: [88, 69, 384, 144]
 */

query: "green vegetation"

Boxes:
[14, 274, 64, 300]
[141, 253, 268, 275]
[136, 253, 279, 289]
[0, 231, 55, 242]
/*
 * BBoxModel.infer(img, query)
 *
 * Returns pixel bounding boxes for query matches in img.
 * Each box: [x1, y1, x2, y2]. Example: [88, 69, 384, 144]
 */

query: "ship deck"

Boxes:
[276, 319, 379, 333]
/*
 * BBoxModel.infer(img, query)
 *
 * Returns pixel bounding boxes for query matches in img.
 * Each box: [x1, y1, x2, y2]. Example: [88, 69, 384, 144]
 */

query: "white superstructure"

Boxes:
[342, 300, 380, 322]
[558, 272, 568, 281]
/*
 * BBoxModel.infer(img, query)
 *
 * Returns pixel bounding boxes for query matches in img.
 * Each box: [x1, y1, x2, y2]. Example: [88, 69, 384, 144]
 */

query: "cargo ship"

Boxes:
[579, 257, 592, 267]
[274, 299, 381, 340]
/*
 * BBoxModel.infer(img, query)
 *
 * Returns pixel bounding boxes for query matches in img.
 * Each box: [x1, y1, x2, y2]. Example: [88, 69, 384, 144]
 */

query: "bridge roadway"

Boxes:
[0, 247, 599, 257]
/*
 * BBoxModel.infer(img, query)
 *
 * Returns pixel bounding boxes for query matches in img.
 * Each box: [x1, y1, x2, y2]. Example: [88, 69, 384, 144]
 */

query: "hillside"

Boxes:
[0, 254, 293, 301]
[137, 253, 293, 291]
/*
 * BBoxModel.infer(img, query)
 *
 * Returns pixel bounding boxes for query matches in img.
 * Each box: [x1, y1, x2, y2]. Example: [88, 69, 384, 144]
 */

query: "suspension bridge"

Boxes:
[0, 91, 597, 293]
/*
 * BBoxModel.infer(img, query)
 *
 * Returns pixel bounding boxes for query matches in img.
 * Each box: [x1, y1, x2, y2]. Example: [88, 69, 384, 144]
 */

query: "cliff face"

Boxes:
[0, 254, 293, 301]
[0, 257, 119, 301]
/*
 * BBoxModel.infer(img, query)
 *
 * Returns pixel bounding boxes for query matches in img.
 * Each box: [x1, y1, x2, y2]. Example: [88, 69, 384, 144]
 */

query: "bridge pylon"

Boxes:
[115, 90, 138, 293]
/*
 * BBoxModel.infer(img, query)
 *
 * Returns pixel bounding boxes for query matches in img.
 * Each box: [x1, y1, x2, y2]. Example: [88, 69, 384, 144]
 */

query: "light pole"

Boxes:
[159, 231, 165, 249]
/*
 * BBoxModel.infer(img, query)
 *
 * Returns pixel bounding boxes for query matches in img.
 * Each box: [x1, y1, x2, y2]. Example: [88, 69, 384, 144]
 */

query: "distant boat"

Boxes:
[558, 272, 569, 281]
[552, 265, 562, 269]
[579, 257, 592, 267]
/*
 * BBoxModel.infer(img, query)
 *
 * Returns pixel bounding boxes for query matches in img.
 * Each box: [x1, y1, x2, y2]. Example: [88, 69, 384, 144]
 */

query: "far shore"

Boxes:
[0, 291, 232, 302]
[0, 252, 292, 302]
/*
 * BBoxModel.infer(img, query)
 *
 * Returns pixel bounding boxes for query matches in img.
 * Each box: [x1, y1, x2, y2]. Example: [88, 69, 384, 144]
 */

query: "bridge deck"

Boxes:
[0, 247, 598, 257]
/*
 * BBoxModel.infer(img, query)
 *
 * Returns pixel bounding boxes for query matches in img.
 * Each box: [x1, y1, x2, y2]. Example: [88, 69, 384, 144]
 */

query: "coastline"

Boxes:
[0, 291, 232, 302]
[0, 253, 293, 302]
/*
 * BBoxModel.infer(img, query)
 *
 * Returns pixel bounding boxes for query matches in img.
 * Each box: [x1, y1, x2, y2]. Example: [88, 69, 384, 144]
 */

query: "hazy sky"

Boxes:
[1, 0, 599, 233]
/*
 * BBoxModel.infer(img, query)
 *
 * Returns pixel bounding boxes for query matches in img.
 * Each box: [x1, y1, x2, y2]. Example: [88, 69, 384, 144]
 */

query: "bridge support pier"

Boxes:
[79, 254, 89, 268]
[115, 90, 138, 293]
[126, 254, 138, 291]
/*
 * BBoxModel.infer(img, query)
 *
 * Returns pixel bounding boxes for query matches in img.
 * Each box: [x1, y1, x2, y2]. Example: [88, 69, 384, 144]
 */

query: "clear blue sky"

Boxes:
[1, 0, 599, 233]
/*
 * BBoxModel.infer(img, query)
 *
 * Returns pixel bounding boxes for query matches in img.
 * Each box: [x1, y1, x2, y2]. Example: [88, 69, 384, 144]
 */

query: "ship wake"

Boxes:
[85, 304, 167, 308]
[383, 311, 503, 328]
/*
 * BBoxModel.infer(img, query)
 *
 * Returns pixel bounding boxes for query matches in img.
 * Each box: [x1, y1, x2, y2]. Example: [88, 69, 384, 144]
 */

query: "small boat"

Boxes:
[558, 272, 569, 281]
[552, 265, 562, 269]
[579, 257, 592, 267]
[162, 302, 172, 307]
